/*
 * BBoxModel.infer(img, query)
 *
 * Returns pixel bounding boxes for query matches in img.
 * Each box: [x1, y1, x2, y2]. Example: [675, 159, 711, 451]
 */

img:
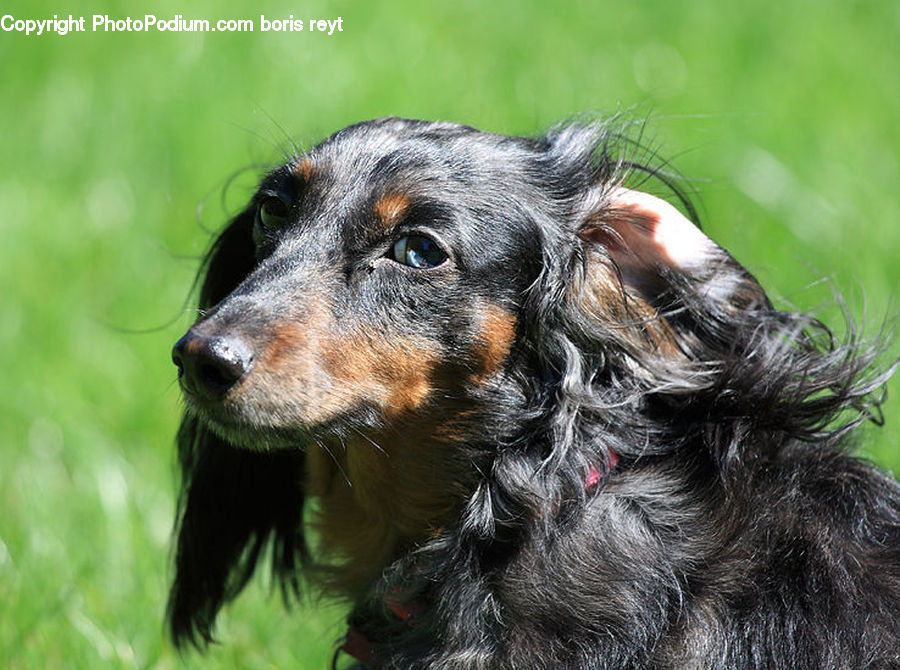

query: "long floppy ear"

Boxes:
[196, 205, 258, 309]
[167, 208, 308, 649]
[573, 185, 771, 357]
[569, 183, 890, 467]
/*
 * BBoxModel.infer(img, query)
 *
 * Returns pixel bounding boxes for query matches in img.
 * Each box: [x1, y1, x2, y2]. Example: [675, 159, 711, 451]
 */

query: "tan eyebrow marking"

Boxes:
[293, 158, 315, 181]
[374, 192, 412, 229]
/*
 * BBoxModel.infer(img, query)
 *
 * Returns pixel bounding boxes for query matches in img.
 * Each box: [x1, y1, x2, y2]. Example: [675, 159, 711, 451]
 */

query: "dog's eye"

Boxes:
[391, 234, 448, 269]
[257, 196, 289, 230]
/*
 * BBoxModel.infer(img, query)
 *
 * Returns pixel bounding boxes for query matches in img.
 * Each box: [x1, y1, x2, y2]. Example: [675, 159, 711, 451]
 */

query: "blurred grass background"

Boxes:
[1, 0, 898, 667]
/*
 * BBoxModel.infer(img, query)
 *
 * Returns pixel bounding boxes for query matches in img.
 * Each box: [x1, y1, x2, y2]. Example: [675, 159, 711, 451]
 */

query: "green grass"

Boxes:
[1, 0, 898, 667]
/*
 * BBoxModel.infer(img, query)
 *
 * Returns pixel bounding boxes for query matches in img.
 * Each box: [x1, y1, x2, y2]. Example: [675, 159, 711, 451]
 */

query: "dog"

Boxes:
[168, 118, 900, 668]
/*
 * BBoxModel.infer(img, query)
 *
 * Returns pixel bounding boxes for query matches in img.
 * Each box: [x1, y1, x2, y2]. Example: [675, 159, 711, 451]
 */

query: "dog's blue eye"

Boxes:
[391, 235, 448, 269]
[257, 196, 289, 230]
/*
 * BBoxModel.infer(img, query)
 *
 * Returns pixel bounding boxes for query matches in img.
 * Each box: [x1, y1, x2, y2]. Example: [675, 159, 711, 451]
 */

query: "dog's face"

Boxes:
[172, 117, 765, 511]
[173, 120, 549, 453]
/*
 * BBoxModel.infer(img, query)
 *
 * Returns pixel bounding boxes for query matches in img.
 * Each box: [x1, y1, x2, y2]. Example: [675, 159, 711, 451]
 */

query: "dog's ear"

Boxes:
[167, 420, 307, 648]
[578, 186, 769, 312]
[572, 185, 771, 356]
[168, 208, 307, 649]
[196, 205, 257, 310]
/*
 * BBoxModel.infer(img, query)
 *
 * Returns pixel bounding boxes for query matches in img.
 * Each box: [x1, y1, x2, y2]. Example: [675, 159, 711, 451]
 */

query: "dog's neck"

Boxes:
[332, 451, 619, 666]
[305, 419, 480, 596]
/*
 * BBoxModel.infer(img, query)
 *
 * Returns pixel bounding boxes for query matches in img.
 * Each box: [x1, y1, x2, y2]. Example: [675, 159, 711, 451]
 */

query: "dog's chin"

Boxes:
[197, 413, 310, 451]
[182, 401, 312, 451]
[209, 418, 310, 450]
[181, 385, 390, 451]
[185, 399, 382, 451]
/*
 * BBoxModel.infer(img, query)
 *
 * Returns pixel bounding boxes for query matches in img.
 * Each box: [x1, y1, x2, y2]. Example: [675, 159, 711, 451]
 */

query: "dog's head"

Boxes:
[168, 118, 881, 648]
[173, 119, 545, 450]
[174, 118, 767, 448]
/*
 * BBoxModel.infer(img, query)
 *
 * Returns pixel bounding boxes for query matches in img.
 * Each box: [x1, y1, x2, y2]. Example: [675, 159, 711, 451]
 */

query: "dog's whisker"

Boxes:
[347, 426, 387, 456]
[317, 437, 352, 488]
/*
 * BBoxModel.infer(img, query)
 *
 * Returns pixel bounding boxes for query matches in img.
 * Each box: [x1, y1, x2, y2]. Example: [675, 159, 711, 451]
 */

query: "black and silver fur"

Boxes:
[168, 118, 900, 669]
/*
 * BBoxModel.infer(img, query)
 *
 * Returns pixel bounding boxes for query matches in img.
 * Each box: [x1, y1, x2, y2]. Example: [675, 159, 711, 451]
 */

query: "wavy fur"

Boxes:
[168, 118, 899, 668]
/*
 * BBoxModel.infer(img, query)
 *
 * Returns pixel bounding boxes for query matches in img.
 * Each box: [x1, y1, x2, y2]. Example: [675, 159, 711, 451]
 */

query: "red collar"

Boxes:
[334, 452, 618, 667]
[333, 591, 425, 668]
[586, 450, 618, 488]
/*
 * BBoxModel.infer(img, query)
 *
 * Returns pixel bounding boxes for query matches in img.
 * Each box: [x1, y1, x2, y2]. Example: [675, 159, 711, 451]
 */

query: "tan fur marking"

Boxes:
[247, 307, 440, 427]
[239, 316, 474, 597]
[575, 248, 683, 358]
[294, 158, 314, 181]
[257, 298, 331, 374]
[304, 333, 476, 596]
[472, 305, 517, 381]
[374, 192, 411, 228]
[309, 409, 477, 596]
[321, 332, 439, 418]
[262, 323, 310, 371]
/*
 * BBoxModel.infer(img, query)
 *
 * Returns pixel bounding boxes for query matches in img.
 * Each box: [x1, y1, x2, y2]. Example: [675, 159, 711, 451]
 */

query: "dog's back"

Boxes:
[496, 447, 900, 668]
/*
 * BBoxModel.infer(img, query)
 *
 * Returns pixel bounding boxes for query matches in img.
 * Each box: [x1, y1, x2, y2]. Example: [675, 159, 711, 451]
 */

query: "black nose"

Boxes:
[172, 330, 254, 399]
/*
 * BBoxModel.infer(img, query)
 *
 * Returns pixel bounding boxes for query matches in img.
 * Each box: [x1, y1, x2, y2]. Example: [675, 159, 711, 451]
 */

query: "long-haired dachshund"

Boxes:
[168, 118, 900, 668]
